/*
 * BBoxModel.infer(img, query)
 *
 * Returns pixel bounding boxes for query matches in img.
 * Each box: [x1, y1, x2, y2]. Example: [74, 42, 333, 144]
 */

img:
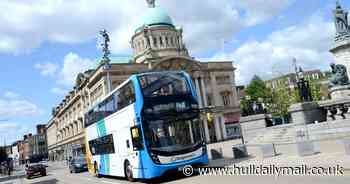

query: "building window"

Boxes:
[207, 94, 213, 106]
[221, 91, 231, 106]
[159, 36, 163, 46]
[216, 75, 231, 85]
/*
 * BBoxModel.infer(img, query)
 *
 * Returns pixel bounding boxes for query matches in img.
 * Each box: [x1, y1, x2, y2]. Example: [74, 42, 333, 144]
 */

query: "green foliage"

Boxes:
[309, 80, 322, 101]
[268, 86, 291, 116]
[265, 78, 298, 117]
[245, 75, 271, 101]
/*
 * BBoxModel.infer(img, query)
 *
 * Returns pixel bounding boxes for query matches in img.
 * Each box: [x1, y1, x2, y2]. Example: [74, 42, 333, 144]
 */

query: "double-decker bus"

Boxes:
[84, 71, 208, 181]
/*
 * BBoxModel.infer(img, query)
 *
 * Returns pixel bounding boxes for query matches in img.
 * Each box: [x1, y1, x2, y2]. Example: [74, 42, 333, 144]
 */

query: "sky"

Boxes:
[0, 0, 349, 144]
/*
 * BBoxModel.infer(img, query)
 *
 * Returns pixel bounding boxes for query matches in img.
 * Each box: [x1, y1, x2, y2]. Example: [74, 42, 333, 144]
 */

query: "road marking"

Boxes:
[101, 180, 122, 184]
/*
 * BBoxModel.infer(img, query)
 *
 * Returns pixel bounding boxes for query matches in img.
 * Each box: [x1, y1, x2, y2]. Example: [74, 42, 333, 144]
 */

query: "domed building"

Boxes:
[46, 0, 240, 161]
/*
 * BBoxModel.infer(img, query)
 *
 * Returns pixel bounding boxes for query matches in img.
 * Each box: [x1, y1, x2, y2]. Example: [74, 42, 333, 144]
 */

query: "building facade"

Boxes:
[46, 1, 240, 161]
[17, 125, 48, 163]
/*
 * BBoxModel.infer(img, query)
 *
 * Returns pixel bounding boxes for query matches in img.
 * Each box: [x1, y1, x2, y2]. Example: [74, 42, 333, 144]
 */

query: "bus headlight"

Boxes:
[150, 153, 160, 164]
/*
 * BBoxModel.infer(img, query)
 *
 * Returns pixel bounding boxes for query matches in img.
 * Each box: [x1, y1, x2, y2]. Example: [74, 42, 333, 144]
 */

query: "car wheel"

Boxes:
[42, 171, 47, 176]
[26, 175, 31, 179]
[124, 161, 135, 182]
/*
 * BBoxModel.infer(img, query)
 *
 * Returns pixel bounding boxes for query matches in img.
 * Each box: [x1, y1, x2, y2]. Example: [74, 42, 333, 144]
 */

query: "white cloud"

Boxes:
[0, 122, 32, 144]
[56, 52, 94, 87]
[3, 91, 20, 99]
[34, 62, 59, 77]
[0, 92, 41, 118]
[0, 0, 293, 55]
[212, 13, 334, 84]
[233, 0, 294, 26]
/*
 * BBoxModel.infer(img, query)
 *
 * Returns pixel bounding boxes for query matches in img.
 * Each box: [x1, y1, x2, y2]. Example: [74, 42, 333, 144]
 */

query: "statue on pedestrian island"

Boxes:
[99, 29, 111, 65]
[146, 0, 156, 8]
[296, 67, 313, 102]
[329, 63, 350, 87]
[334, 1, 350, 41]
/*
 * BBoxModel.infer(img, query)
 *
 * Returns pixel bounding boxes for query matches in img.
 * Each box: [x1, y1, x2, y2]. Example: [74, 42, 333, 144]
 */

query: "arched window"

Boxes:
[165, 37, 168, 46]
[159, 36, 163, 46]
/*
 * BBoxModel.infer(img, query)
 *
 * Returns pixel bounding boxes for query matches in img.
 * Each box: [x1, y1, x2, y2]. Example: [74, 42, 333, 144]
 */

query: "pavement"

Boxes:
[1, 150, 349, 184]
[209, 151, 350, 169]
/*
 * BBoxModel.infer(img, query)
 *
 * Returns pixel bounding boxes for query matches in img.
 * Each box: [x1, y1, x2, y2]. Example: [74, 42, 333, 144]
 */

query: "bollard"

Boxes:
[297, 140, 316, 156]
[210, 148, 223, 160]
[260, 143, 277, 158]
[232, 144, 248, 159]
[343, 139, 350, 155]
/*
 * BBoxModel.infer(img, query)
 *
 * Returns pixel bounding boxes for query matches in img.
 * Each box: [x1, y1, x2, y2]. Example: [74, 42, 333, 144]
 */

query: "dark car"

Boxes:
[69, 157, 88, 173]
[25, 163, 47, 179]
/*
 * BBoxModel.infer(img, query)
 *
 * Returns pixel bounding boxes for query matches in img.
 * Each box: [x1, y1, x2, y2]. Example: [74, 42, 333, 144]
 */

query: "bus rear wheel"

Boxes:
[124, 161, 135, 182]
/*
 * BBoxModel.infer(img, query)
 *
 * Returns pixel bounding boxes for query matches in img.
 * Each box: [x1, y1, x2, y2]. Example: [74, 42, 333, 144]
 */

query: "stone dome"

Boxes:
[135, 6, 174, 33]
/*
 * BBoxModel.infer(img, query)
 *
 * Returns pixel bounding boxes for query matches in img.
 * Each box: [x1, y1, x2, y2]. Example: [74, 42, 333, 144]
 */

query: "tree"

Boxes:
[268, 85, 292, 117]
[240, 75, 272, 116]
[245, 75, 271, 102]
[309, 79, 322, 101]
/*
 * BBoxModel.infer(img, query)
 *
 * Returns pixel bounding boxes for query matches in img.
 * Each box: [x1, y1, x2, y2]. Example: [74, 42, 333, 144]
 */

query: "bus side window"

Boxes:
[131, 126, 143, 151]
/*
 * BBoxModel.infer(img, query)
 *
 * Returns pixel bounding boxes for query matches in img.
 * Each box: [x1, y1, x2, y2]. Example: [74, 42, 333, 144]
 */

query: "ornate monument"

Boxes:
[329, 1, 350, 100]
[334, 0, 350, 42]
[329, 63, 349, 87]
[146, 0, 156, 8]
[330, 1, 350, 79]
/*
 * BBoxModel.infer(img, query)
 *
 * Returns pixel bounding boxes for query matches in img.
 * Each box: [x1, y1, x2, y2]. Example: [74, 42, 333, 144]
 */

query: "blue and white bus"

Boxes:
[84, 71, 208, 181]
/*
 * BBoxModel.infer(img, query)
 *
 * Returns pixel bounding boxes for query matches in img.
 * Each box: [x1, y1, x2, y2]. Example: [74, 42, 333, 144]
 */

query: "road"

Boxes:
[3, 163, 350, 184]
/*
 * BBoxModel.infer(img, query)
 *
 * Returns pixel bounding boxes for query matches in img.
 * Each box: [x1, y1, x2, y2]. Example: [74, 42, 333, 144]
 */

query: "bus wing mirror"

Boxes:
[126, 140, 130, 148]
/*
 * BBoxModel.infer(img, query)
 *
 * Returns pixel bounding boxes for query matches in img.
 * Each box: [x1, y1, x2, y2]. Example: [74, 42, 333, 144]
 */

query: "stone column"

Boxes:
[200, 77, 208, 107]
[219, 114, 227, 140]
[149, 35, 154, 48]
[214, 115, 222, 141]
[194, 78, 203, 108]
[203, 118, 210, 143]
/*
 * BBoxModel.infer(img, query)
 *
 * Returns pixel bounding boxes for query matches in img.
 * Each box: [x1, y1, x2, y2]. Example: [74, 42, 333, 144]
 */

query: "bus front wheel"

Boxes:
[124, 160, 135, 182]
[94, 162, 101, 178]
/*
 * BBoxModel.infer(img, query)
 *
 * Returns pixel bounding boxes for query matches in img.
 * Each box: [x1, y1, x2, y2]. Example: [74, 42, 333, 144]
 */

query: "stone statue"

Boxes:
[146, 0, 156, 8]
[329, 63, 350, 87]
[99, 29, 111, 65]
[296, 67, 313, 102]
[334, 1, 350, 37]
